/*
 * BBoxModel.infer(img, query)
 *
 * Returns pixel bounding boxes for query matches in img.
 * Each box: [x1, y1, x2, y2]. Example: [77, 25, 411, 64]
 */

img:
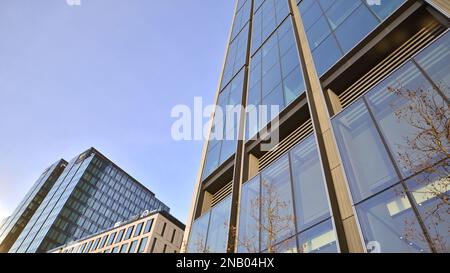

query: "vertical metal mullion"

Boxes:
[288, 0, 366, 253]
[286, 152, 300, 252]
[227, 0, 255, 253]
[361, 96, 437, 253]
[411, 59, 450, 104]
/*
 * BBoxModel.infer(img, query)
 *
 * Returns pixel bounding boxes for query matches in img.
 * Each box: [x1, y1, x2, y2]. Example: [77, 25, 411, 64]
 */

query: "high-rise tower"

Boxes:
[184, 0, 449, 253]
[7, 148, 169, 253]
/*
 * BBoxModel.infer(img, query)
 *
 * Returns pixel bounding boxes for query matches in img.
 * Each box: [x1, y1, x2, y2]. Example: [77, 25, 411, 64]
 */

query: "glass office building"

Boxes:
[185, 0, 449, 253]
[0, 160, 67, 253]
[8, 148, 169, 253]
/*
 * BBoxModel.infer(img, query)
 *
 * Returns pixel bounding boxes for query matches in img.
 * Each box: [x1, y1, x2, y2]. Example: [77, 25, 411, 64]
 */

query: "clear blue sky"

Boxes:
[0, 0, 234, 223]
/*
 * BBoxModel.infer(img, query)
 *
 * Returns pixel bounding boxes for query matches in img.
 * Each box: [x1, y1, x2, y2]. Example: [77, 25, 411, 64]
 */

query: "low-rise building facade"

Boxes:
[50, 210, 184, 254]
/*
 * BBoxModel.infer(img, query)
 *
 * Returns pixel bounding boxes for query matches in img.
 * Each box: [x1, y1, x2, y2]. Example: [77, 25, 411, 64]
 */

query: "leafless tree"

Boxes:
[388, 83, 449, 252]
[232, 179, 296, 253]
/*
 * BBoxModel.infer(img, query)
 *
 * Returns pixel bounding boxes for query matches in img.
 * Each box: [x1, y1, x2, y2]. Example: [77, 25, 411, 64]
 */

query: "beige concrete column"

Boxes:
[288, 0, 365, 253]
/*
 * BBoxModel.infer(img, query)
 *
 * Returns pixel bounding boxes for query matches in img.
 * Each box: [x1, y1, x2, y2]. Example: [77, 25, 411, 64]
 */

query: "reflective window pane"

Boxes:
[366, 61, 445, 177]
[356, 185, 430, 253]
[260, 155, 296, 251]
[414, 32, 450, 99]
[246, 18, 304, 139]
[251, 0, 290, 54]
[144, 219, 153, 234]
[237, 177, 260, 253]
[202, 144, 221, 180]
[283, 66, 305, 105]
[301, 0, 405, 75]
[334, 4, 378, 53]
[268, 236, 298, 253]
[221, 24, 249, 89]
[205, 195, 232, 253]
[137, 237, 148, 253]
[368, 0, 405, 20]
[187, 212, 210, 253]
[134, 222, 143, 237]
[203, 70, 244, 180]
[306, 16, 331, 49]
[298, 219, 338, 253]
[311, 34, 342, 76]
[231, 0, 251, 41]
[325, 0, 360, 30]
[332, 99, 399, 202]
[128, 240, 138, 253]
[124, 226, 133, 240]
[119, 243, 128, 253]
[290, 135, 331, 231]
[406, 169, 450, 253]
[301, 1, 323, 30]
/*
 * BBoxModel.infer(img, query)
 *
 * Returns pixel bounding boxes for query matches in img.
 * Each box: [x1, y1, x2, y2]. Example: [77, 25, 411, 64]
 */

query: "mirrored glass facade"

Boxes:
[187, 0, 449, 254]
[298, 0, 406, 76]
[237, 135, 336, 253]
[8, 148, 169, 253]
[332, 32, 450, 253]
[247, 17, 305, 139]
[0, 160, 67, 253]
[187, 195, 232, 253]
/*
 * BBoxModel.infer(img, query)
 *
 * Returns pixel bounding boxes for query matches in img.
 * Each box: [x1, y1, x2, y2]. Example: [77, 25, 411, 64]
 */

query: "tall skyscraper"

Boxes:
[7, 148, 169, 253]
[184, 0, 449, 253]
[0, 159, 67, 253]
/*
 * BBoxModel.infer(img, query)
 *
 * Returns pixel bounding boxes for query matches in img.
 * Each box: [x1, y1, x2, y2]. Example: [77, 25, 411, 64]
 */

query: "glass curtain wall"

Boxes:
[237, 135, 338, 253]
[187, 196, 232, 253]
[297, 0, 406, 76]
[332, 32, 450, 253]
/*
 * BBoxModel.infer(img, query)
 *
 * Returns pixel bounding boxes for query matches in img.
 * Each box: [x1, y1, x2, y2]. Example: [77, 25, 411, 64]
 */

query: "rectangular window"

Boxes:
[128, 240, 138, 253]
[107, 232, 116, 246]
[406, 170, 450, 253]
[150, 238, 157, 253]
[134, 222, 143, 237]
[221, 23, 249, 89]
[92, 237, 100, 251]
[115, 229, 125, 244]
[202, 70, 245, 180]
[414, 32, 450, 99]
[138, 237, 148, 253]
[297, 219, 338, 253]
[171, 229, 176, 244]
[251, 0, 290, 54]
[163, 244, 167, 253]
[230, 0, 251, 41]
[366, 61, 447, 177]
[260, 155, 296, 252]
[237, 177, 260, 253]
[161, 222, 167, 237]
[332, 99, 399, 202]
[298, 0, 406, 76]
[290, 135, 330, 231]
[246, 18, 305, 139]
[119, 243, 128, 253]
[144, 219, 154, 234]
[187, 212, 210, 253]
[356, 185, 430, 252]
[79, 243, 86, 253]
[111, 246, 119, 253]
[124, 226, 134, 240]
[204, 195, 232, 253]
